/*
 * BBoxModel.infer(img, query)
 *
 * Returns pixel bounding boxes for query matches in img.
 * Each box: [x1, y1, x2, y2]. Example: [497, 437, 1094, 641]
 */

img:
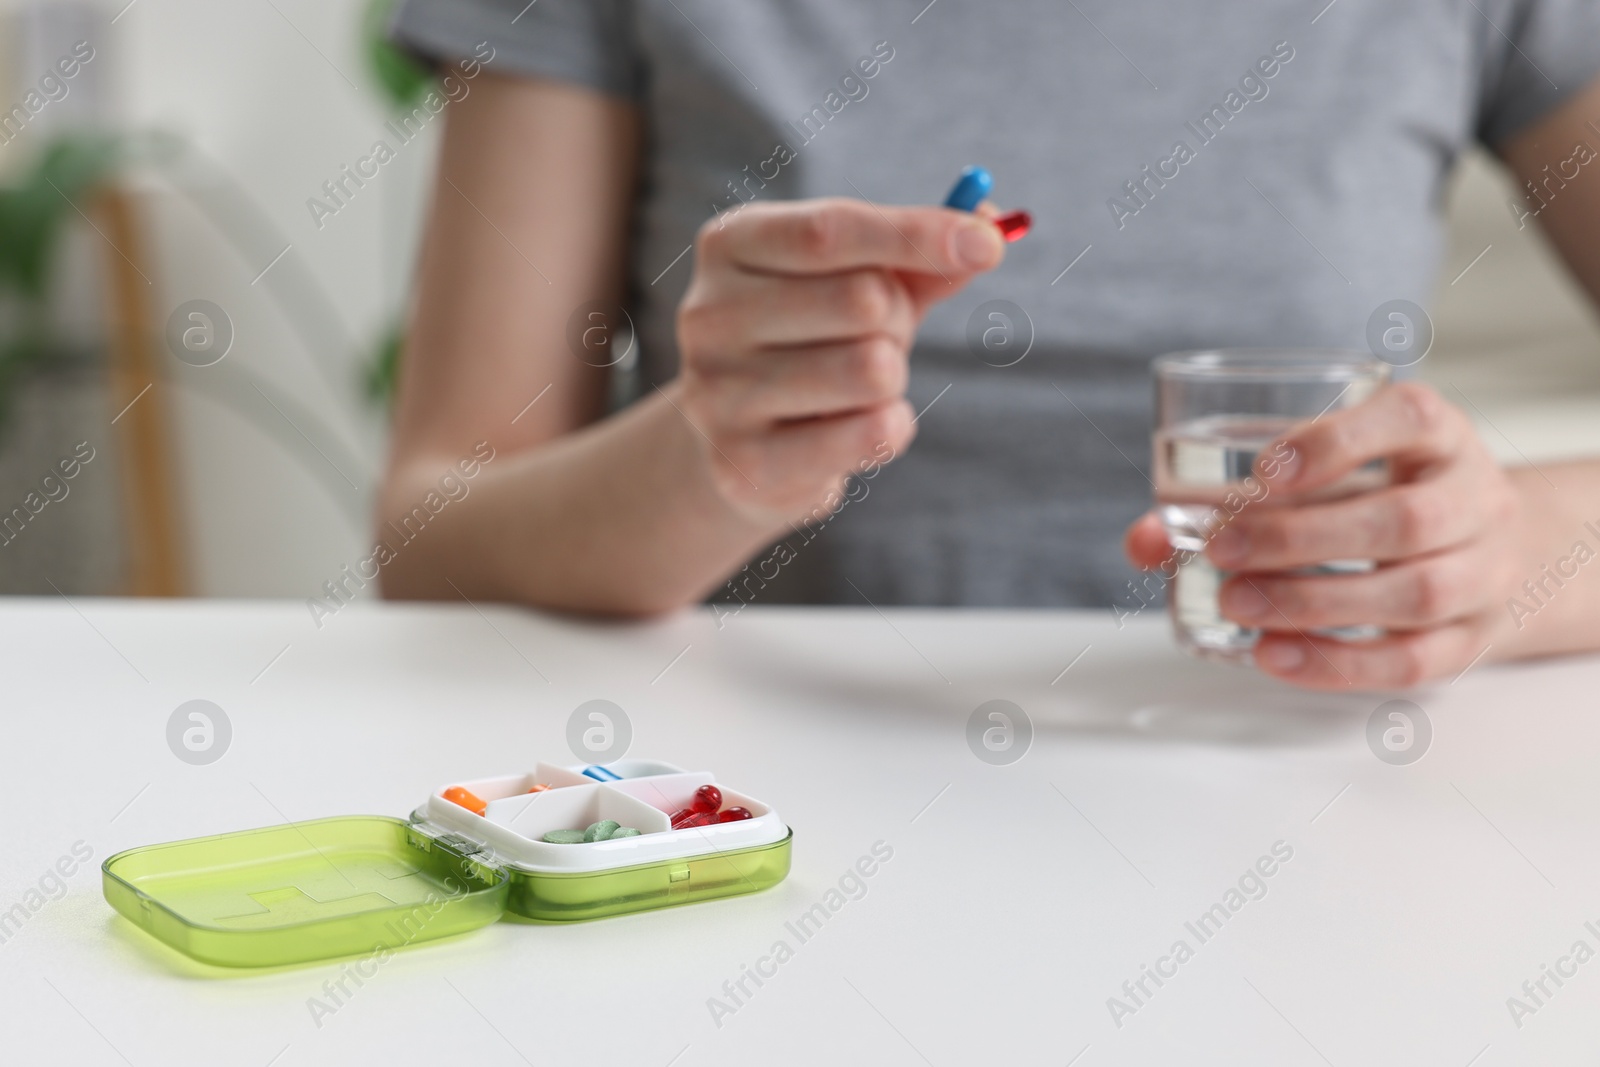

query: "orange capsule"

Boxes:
[527, 784, 551, 794]
[442, 785, 487, 816]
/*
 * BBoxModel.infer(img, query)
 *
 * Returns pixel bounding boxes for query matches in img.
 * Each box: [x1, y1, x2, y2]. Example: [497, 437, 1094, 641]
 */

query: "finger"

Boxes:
[705, 197, 1005, 277]
[1219, 537, 1513, 631]
[687, 268, 917, 353]
[717, 400, 913, 511]
[900, 266, 982, 315]
[1208, 457, 1505, 569]
[1123, 511, 1174, 570]
[1251, 617, 1495, 691]
[708, 336, 909, 425]
[1266, 382, 1469, 494]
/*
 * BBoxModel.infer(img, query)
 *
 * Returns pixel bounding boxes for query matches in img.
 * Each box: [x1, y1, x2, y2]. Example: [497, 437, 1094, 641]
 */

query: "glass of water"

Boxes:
[1152, 350, 1391, 665]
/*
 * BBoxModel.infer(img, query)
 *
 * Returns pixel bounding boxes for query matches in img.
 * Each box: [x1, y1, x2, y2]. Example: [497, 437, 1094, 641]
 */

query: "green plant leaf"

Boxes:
[364, 320, 405, 411]
[363, 0, 433, 110]
[0, 132, 129, 435]
[0, 132, 125, 296]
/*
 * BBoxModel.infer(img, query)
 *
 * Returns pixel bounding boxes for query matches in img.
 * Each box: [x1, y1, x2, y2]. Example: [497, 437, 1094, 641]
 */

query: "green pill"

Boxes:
[543, 829, 586, 844]
[607, 827, 641, 839]
[584, 820, 621, 843]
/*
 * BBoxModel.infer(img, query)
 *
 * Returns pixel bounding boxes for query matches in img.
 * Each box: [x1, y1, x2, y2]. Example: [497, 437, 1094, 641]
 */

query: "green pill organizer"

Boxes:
[102, 760, 793, 968]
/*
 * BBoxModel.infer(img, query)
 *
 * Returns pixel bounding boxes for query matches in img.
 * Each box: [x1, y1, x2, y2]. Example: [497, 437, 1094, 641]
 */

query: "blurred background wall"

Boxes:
[0, 0, 410, 596]
[0, 0, 1596, 599]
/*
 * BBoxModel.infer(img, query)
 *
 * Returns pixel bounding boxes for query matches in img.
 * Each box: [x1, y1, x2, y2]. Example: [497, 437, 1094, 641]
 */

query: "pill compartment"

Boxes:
[103, 757, 792, 967]
[605, 771, 719, 812]
[482, 781, 669, 835]
[480, 783, 674, 866]
[603, 773, 785, 856]
[601, 759, 688, 778]
[441, 761, 593, 807]
[606, 771, 773, 820]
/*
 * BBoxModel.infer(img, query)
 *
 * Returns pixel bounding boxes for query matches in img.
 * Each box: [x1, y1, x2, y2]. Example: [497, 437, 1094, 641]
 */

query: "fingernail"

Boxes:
[1265, 446, 1300, 486]
[1258, 642, 1305, 672]
[954, 221, 1003, 270]
[1210, 525, 1248, 566]
[1223, 583, 1269, 621]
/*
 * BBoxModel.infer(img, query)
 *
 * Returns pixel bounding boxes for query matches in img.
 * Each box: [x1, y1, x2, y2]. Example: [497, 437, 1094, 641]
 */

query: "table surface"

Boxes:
[2, 597, 1597, 1066]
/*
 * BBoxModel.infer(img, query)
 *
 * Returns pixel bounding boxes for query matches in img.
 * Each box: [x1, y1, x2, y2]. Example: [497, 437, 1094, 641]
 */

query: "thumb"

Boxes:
[899, 209, 1006, 313]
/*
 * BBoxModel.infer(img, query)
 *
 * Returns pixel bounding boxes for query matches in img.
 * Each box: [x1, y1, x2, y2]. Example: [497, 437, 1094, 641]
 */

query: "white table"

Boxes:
[2, 598, 1596, 1065]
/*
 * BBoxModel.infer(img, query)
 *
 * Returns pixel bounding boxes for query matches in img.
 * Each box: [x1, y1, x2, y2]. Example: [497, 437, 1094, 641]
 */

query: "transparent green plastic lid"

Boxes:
[102, 816, 508, 969]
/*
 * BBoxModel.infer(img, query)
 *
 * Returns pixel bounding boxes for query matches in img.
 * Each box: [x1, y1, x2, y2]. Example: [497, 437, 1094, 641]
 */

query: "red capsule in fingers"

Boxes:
[994, 210, 1031, 242]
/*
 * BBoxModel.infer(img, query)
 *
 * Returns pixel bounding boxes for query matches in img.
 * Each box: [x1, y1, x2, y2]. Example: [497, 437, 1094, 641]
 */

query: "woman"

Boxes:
[381, 0, 1600, 689]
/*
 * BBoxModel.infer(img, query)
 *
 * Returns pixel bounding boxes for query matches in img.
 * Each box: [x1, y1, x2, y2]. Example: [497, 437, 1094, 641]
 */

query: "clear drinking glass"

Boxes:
[1152, 350, 1392, 665]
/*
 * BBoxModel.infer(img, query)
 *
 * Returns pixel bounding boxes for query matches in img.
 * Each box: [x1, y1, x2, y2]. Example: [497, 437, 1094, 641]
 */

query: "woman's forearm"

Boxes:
[376, 381, 784, 616]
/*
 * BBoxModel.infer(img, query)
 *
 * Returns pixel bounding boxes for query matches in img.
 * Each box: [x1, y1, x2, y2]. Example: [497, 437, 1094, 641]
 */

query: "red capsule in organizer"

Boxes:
[670, 785, 730, 828]
[692, 785, 722, 812]
[994, 210, 1031, 242]
[442, 786, 487, 816]
[717, 807, 753, 823]
[672, 811, 719, 829]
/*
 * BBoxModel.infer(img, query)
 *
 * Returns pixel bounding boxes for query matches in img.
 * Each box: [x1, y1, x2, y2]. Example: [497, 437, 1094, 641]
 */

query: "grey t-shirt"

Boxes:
[391, 0, 1600, 609]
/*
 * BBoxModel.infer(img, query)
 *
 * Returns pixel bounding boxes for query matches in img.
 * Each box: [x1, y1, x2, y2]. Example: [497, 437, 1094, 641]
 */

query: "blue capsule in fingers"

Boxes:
[582, 765, 622, 782]
[943, 165, 993, 212]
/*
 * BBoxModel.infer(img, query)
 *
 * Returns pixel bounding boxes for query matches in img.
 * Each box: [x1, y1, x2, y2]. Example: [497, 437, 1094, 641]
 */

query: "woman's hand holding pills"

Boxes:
[674, 197, 1006, 523]
[1125, 382, 1549, 690]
